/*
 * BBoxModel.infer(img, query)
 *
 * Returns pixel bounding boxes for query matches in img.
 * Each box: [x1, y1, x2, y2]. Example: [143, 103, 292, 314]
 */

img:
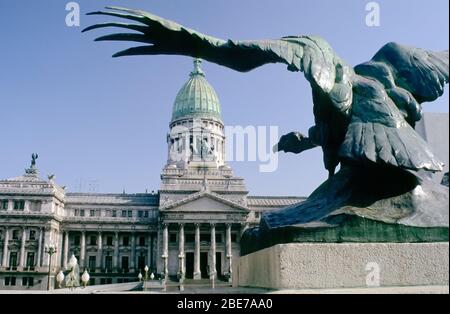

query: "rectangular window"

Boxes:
[9, 252, 18, 269]
[122, 236, 129, 246]
[231, 233, 238, 242]
[79, 209, 85, 217]
[138, 255, 145, 271]
[105, 256, 113, 272]
[106, 278, 113, 284]
[29, 230, 36, 240]
[144, 211, 149, 218]
[106, 236, 113, 246]
[0, 200, 8, 210]
[74, 235, 80, 246]
[89, 236, 97, 246]
[112, 210, 117, 217]
[138, 210, 143, 218]
[26, 252, 35, 269]
[88, 256, 96, 271]
[121, 256, 129, 273]
[90, 210, 95, 217]
[12, 230, 19, 240]
[127, 210, 132, 218]
[169, 233, 177, 243]
[121, 210, 127, 217]
[100, 278, 106, 285]
[13, 200, 25, 210]
[216, 234, 223, 243]
[117, 278, 123, 283]
[139, 236, 145, 246]
[5, 277, 16, 286]
[22, 277, 34, 287]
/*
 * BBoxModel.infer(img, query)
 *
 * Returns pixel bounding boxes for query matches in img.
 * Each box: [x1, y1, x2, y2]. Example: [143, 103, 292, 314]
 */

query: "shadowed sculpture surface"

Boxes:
[84, 6, 449, 254]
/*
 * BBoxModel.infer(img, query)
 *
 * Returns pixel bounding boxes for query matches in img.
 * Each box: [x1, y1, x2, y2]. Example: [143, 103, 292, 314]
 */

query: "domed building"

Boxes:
[0, 59, 305, 290]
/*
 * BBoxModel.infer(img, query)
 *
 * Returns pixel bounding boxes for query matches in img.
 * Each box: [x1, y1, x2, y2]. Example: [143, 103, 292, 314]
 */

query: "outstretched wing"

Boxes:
[339, 43, 448, 172]
[83, 6, 351, 98]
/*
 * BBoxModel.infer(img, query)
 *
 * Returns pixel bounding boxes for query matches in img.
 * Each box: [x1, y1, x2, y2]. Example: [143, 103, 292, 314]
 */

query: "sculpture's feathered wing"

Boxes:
[83, 6, 351, 97]
[340, 43, 448, 171]
[84, 6, 448, 173]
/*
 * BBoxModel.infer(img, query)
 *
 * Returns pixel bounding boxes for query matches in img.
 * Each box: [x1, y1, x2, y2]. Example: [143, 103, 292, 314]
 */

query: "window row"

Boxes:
[4, 276, 34, 287]
[72, 209, 153, 219]
[72, 235, 149, 247]
[0, 200, 41, 211]
[6, 252, 35, 269]
[1, 229, 39, 241]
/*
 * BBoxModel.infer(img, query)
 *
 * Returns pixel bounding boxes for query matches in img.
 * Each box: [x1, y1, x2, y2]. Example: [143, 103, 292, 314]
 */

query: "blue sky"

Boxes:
[0, 0, 448, 196]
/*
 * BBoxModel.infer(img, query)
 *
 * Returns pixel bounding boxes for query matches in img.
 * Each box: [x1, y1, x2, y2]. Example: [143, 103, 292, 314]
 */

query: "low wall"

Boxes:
[238, 242, 449, 289]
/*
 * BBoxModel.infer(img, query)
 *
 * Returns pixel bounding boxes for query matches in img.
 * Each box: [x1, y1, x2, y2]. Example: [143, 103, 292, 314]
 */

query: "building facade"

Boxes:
[0, 60, 304, 290]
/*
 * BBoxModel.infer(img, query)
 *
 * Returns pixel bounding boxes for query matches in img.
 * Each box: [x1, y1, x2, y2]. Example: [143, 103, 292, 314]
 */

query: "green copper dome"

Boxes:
[171, 59, 222, 122]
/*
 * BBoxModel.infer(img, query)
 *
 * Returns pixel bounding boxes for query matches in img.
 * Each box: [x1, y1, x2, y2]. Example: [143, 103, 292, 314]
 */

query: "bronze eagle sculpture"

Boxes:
[84, 7, 449, 241]
[83, 6, 448, 179]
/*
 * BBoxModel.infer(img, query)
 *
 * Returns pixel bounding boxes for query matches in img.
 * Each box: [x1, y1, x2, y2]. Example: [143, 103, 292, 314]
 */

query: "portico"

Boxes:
[159, 221, 241, 281]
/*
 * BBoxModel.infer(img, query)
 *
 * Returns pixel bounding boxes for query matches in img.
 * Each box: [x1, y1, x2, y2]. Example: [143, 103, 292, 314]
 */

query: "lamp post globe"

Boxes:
[138, 272, 143, 282]
[56, 270, 65, 288]
[81, 270, 90, 288]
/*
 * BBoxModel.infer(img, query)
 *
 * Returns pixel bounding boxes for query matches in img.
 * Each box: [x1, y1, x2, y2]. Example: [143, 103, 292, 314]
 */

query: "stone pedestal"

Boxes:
[238, 242, 449, 289]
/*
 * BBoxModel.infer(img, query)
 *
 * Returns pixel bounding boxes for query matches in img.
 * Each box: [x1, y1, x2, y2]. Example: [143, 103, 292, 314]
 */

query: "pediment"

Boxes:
[160, 191, 248, 213]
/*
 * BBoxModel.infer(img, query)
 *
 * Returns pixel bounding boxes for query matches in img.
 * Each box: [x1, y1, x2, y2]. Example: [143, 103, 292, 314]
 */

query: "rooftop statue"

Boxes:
[85, 6, 449, 252]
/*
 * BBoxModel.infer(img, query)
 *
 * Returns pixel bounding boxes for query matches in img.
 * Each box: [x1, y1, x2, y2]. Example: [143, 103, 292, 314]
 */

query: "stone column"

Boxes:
[193, 223, 201, 280]
[130, 232, 136, 272]
[113, 232, 119, 271]
[162, 224, 168, 277]
[19, 227, 27, 270]
[36, 227, 43, 268]
[210, 223, 216, 279]
[178, 223, 185, 279]
[57, 231, 63, 268]
[63, 231, 69, 269]
[97, 231, 103, 270]
[226, 223, 233, 282]
[2, 227, 9, 268]
[152, 233, 157, 271]
[80, 231, 86, 269]
[147, 233, 152, 271]
[42, 227, 51, 267]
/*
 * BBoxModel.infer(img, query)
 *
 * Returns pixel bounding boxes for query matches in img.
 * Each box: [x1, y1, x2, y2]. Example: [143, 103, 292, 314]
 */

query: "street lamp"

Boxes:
[138, 272, 143, 282]
[44, 244, 57, 290]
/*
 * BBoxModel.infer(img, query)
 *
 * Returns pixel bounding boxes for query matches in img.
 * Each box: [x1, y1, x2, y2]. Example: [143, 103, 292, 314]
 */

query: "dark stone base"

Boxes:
[241, 165, 449, 256]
